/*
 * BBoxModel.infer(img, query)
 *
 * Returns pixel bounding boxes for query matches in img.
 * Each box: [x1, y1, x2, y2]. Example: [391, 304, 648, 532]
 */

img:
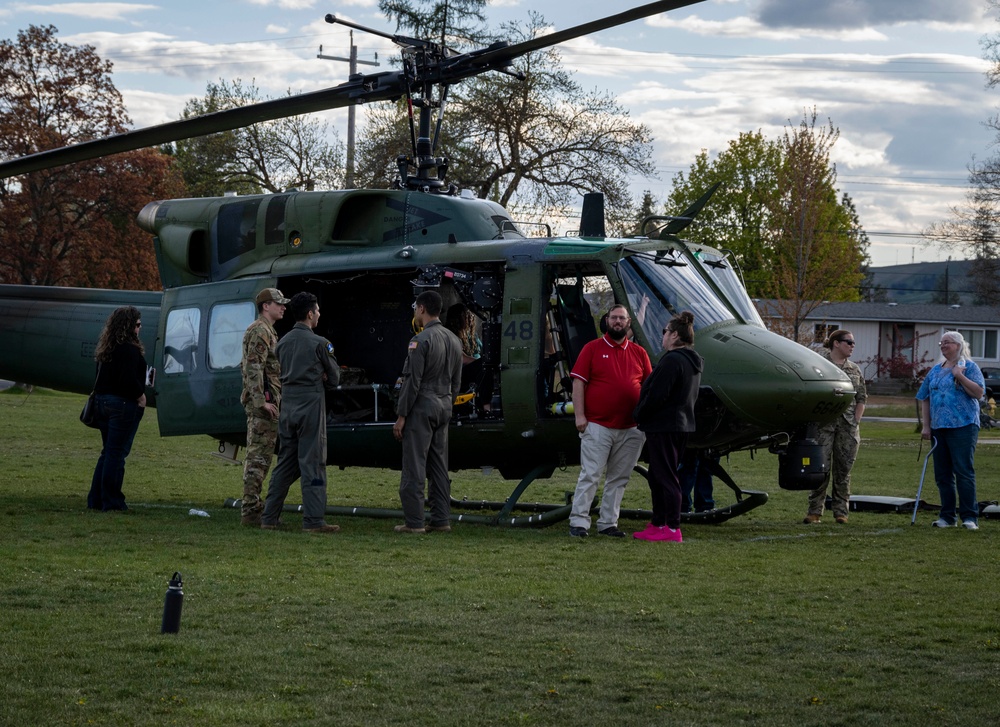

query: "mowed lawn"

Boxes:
[2, 389, 999, 726]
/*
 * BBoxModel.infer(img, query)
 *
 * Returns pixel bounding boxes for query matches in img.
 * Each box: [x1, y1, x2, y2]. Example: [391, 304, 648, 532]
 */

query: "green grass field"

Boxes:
[2, 389, 999, 726]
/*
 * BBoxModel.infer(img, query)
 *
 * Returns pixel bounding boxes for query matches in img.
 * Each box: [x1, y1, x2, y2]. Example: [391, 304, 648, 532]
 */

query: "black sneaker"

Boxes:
[569, 526, 589, 538]
[598, 526, 627, 538]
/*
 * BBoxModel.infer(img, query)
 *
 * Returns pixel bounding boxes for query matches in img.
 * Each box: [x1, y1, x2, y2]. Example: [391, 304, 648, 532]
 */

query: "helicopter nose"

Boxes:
[700, 324, 854, 430]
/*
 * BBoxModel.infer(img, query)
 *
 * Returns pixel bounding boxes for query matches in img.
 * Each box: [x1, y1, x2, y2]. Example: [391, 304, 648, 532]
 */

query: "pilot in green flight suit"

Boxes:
[261, 292, 341, 533]
[392, 290, 464, 533]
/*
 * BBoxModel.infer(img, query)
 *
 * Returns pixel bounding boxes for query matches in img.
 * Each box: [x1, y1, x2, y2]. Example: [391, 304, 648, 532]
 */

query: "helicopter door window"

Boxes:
[619, 255, 734, 346]
[163, 307, 201, 374]
[208, 301, 256, 370]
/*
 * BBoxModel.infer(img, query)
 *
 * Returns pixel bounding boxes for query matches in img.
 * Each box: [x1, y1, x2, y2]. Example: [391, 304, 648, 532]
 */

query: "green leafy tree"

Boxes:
[633, 190, 658, 235]
[763, 112, 867, 341]
[172, 79, 345, 197]
[667, 113, 868, 340]
[666, 130, 780, 289]
[0, 25, 183, 289]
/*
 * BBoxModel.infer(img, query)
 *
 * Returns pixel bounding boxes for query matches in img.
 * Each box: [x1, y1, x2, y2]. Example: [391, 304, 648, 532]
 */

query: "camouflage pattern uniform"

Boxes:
[240, 316, 281, 523]
[808, 349, 868, 519]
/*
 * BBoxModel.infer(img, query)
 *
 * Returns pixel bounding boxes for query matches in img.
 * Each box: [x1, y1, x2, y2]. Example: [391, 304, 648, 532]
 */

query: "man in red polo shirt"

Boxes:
[568, 303, 652, 537]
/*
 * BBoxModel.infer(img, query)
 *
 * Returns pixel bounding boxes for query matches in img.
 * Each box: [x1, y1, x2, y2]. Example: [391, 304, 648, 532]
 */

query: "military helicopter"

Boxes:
[0, 0, 855, 526]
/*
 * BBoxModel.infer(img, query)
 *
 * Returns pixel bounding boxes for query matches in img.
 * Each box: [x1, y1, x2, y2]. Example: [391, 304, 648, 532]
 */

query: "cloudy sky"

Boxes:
[1, 0, 997, 266]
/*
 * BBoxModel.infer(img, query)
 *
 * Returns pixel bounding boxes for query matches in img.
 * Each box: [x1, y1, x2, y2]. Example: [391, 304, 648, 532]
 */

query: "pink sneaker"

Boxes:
[633, 523, 659, 540]
[645, 525, 683, 543]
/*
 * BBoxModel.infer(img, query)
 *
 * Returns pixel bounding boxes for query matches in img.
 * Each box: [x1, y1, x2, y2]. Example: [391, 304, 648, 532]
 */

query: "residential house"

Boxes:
[755, 301, 1000, 388]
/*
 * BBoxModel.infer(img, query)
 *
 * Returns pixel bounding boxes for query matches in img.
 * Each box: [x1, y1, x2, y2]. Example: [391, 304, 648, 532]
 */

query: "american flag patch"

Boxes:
[408, 341, 419, 350]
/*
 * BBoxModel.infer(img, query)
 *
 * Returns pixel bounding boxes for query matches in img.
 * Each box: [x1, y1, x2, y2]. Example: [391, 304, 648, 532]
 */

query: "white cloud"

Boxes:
[246, 0, 316, 10]
[10, 2, 157, 22]
[64, 29, 354, 95]
[120, 88, 190, 127]
[647, 14, 887, 42]
[265, 24, 288, 35]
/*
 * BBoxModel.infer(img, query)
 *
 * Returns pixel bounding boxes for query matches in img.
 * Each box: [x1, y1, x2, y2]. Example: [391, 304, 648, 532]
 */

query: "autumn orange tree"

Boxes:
[0, 25, 184, 290]
[762, 112, 868, 342]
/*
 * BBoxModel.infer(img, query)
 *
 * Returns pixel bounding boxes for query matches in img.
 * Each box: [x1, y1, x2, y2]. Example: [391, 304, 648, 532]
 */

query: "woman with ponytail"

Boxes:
[632, 311, 703, 542]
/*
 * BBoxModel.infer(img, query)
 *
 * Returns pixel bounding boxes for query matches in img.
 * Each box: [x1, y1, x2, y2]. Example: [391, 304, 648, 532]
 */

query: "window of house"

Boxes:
[813, 323, 838, 344]
[957, 328, 999, 360]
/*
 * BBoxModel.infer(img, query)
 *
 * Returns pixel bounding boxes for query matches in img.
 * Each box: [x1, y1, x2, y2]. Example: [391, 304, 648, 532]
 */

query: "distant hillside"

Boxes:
[866, 260, 976, 304]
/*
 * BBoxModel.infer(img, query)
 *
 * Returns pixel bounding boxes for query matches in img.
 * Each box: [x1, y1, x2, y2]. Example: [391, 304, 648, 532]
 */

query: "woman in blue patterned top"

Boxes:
[915, 331, 985, 530]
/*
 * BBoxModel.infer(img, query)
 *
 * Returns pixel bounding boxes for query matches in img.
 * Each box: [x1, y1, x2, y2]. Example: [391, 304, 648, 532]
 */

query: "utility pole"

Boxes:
[318, 31, 379, 189]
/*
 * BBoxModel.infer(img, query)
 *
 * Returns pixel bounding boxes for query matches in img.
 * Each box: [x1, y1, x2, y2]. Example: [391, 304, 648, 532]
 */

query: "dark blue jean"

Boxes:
[680, 450, 717, 513]
[88, 395, 144, 511]
[930, 424, 979, 525]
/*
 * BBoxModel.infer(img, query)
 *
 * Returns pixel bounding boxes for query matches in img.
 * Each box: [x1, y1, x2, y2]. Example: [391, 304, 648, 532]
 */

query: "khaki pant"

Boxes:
[570, 422, 645, 530]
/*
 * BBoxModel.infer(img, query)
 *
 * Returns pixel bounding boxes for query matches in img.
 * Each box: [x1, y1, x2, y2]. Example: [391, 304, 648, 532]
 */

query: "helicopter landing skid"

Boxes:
[222, 454, 769, 528]
[626, 462, 770, 525]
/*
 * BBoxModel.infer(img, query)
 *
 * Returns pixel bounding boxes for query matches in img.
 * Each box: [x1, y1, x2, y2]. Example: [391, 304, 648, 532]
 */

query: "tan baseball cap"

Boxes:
[255, 288, 290, 305]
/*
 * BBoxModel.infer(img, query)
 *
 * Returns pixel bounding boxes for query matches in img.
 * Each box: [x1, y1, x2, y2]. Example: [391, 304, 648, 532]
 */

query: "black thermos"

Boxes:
[161, 572, 184, 634]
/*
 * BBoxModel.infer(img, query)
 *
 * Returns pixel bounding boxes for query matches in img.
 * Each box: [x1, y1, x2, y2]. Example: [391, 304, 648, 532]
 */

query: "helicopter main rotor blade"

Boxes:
[441, 0, 706, 74]
[0, 0, 706, 180]
[0, 71, 407, 179]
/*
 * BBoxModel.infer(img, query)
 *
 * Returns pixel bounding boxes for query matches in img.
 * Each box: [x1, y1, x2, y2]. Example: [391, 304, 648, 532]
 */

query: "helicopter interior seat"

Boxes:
[555, 280, 598, 371]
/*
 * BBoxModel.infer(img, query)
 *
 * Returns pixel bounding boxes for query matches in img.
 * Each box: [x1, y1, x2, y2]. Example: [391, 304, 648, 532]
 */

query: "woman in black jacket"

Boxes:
[632, 311, 703, 542]
[87, 306, 148, 511]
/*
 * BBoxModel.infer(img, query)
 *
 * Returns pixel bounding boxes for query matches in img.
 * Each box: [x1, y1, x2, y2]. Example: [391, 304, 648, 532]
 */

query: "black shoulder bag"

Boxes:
[80, 362, 102, 428]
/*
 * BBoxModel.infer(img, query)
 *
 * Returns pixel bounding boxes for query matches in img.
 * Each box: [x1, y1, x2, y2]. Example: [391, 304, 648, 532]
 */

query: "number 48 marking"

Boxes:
[504, 320, 533, 341]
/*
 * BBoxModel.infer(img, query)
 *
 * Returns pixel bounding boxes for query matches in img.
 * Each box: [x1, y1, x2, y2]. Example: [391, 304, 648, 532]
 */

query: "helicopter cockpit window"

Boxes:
[618, 254, 734, 345]
[696, 250, 766, 327]
[208, 301, 256, 370]
[163, 308, 201, 375]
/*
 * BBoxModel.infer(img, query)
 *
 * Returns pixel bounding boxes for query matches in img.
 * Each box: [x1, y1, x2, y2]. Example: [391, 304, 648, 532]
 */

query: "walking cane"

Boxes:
[911, 436, 938, 525]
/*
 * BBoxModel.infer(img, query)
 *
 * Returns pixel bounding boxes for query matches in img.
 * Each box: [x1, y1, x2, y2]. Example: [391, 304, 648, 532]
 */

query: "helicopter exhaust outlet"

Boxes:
[580, 193, 605, 238]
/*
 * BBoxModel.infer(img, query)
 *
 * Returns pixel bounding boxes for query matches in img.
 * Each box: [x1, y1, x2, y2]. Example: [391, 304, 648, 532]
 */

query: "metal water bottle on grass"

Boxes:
[161, 572, 183, 634]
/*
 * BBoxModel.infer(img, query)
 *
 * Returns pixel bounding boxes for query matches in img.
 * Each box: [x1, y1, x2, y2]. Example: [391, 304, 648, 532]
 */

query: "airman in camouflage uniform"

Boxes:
[806, 330, 868, 524]
[239, 288, 288, 526]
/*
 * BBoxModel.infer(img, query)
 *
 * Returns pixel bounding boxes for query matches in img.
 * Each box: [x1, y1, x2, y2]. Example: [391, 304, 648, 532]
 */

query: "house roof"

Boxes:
[754, 300, 1000, 326]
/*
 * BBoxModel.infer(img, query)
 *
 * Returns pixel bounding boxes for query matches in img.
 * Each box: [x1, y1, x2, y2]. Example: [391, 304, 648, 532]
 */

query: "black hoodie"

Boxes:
[633, 347, 704, 433]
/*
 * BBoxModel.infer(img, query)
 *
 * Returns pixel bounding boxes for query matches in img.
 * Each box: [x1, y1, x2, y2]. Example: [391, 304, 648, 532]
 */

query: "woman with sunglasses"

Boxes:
[916, 330, 985, 530]
[632, 311, 702, 543]
[803, 330, 868, 525]
[87, 306, 148, 511]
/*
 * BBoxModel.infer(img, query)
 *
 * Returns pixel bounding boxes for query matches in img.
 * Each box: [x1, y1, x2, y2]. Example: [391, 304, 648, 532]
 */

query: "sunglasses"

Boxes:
[837, 339, 854, 345]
